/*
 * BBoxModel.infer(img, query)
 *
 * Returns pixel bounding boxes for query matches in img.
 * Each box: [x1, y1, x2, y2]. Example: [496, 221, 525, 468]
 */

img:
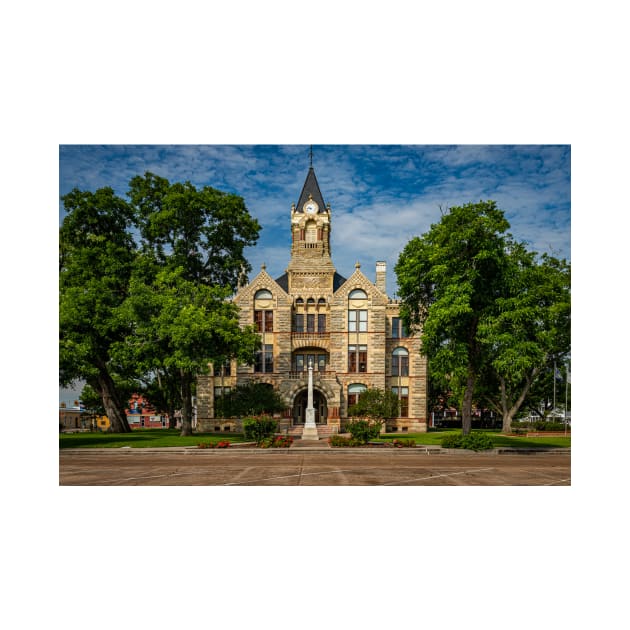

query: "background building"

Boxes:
[197, 163, 427, 433]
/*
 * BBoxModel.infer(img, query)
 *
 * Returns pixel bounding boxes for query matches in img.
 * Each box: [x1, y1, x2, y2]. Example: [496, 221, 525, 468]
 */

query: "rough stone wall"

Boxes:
[196, 215, 428, 434]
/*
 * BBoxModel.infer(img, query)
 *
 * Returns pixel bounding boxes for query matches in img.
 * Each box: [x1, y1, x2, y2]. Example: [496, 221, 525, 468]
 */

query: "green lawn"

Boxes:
[377, 429, 570, 449]
[59, 429, 247, 449]
[60, 428, 571, 450]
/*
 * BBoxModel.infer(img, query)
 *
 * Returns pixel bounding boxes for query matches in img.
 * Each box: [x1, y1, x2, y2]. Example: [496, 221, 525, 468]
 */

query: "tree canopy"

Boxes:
[59, 187, 136, 432]
[347, 387, 400, 422]
[60, 173, 262, 435]
[395, 200, 570, 434]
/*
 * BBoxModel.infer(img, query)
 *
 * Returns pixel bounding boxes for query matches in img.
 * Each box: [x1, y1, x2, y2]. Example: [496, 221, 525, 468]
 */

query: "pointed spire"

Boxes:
[295, 149, 326, 214]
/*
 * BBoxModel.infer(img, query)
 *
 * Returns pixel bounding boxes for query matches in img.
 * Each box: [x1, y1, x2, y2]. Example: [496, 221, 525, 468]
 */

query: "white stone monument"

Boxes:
[301, 359, 319, 440]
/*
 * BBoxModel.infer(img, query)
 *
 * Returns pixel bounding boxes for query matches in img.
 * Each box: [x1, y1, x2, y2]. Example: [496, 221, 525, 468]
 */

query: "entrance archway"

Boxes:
[293, 389, 328, 425]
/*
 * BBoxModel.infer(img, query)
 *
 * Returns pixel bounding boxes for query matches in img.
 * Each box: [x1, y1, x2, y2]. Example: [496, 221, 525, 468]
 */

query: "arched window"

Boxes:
[348, 383, 367, 410]
[295, 297, 304, 305]
[254, 289, 273, 332]
[348, 289, 367, 299]
[317, 297, 326, 306]
[305, 220, 317, 242]
[307, 297, 316, 306]
[348, 290, 368, 333]
[392, 347, 409, 376]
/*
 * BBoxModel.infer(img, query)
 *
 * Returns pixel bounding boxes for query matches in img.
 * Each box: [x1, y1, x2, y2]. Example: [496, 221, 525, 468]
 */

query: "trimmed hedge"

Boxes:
[440, 432, 494, 451]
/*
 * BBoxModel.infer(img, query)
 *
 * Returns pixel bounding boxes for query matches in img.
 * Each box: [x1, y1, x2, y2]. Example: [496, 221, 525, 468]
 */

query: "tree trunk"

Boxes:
[168, 403, 177, 429]
[462, 368, 475, 435]
[180, 369, 194, 436]
[501, 368, 540, 434]
[93, 367, 131, 433]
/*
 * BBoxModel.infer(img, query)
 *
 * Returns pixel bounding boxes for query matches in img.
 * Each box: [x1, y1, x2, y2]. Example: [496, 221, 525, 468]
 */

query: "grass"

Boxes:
[60, 428, 571, 450]
[377, 429, 570, 449]
[59, 429, 247, 449]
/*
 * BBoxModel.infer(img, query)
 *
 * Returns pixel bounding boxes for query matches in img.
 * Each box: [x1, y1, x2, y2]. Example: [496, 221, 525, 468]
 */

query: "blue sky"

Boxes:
[59, 144, 570, 300]
[59, 144, 570, 405]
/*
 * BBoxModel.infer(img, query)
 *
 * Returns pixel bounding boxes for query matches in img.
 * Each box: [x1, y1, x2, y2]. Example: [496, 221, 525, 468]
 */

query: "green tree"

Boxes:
[124, 173, 262, 436]
[348, 387, 400, 422]
[118, 264, 260, 436]
[215, 382, 286, 418]
[347, 387, 400, 441]
[128, 172, 260, 287]
[477, 251, 571, 432]
[59, 187, 136, 432]
[395, 201, 511, 435]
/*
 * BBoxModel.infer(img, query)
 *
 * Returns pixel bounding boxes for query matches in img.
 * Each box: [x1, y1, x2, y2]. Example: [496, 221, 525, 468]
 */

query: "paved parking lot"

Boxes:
[59, 448, 571, 486]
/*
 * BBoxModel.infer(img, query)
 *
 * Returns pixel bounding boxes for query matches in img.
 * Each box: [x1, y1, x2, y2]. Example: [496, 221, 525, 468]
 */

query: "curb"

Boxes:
[60, 446, 570, 455]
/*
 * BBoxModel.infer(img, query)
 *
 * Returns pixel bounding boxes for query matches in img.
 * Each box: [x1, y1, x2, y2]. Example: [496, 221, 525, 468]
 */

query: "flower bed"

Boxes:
[259, 435, 294, 448]
[197, 440, 231, 449]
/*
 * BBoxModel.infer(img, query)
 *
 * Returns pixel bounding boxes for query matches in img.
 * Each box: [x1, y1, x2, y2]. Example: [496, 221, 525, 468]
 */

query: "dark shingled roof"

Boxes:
[333, 272, 347, 292]
[295, 167, 327, 213]
[275, 273, 289, 292]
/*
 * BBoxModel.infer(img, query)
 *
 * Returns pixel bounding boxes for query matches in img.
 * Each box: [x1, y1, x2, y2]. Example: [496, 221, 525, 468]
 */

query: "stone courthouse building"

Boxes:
[197, 163, 427, 433]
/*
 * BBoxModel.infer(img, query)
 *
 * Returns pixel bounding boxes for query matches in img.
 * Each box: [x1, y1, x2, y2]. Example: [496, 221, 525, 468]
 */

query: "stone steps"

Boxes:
[285, 425, 338, 437]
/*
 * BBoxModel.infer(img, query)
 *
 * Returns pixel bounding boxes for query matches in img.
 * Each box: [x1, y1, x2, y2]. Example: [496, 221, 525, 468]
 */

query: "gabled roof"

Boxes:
[234, 265, 290, 304]
[332, 264, 389, 305]
[295, 167, 327, 213]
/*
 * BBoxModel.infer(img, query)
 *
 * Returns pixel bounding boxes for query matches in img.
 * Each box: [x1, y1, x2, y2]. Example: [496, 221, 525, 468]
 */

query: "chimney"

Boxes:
[375, 261, 387, 294]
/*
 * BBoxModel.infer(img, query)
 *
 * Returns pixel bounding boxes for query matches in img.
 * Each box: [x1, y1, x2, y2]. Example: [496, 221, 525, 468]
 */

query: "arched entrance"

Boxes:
[293, 389, 328, 425]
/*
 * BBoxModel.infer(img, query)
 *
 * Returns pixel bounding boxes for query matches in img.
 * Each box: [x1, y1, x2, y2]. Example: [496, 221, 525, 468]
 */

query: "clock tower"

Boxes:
[286, 163, 337, 293]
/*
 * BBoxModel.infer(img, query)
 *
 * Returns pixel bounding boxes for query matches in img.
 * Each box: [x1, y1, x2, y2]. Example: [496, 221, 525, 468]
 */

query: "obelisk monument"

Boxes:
[301, 359, 319, 440]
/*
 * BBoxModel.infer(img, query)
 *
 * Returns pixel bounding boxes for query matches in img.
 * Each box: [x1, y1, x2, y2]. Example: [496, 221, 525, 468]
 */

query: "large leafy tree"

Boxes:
[395, 201, 511, 435]
[128, 172, 260, 287]
[59, 187, 136, 432]
[477, 251, 570, 432]
[122, 173, 262, 436]
[118, 264, 260, 435]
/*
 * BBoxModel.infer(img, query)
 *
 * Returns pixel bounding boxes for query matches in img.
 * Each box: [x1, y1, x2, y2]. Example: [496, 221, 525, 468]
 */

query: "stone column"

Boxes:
[302, 359, 319, 440]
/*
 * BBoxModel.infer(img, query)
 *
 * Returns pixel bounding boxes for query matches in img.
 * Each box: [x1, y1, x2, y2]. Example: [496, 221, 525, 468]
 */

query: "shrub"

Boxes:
[460, 432, 493, 451]
[533, 421, 569, 432]
[440, 433, 463, 449]
[329, 435, 351, 447]
[271, 435, 293, 448]
[243, 416, 277, 444]
[440, 432, 493, 451]
[346, 419, 382, 445]
[197, 440, 230, 449]
[329, 435, 364, 447]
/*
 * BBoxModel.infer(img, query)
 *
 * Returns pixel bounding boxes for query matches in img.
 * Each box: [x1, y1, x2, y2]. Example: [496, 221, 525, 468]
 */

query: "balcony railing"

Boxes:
[288, 370, 336, 380]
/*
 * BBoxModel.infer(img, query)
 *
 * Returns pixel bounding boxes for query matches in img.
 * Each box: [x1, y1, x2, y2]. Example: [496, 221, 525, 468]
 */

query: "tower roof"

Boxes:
[295, 166, 327, 213]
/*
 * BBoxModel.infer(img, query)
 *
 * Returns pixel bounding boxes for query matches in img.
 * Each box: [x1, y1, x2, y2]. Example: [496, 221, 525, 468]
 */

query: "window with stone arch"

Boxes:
[348, 288, 368, 333]
[347, 383, 367, 410]
[305, 219, 317, 242]
[254, 289, 273, 332]
[392, 347, 409, 376]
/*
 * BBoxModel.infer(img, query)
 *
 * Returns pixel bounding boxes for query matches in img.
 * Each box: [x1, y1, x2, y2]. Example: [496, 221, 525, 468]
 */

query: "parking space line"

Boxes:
[382, 467, 495, 485]
[224, 467, 372, 485]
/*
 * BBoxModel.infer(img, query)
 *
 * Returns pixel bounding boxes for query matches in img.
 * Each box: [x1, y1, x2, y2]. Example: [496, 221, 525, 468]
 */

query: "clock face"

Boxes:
[305, 202, 317, 214]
